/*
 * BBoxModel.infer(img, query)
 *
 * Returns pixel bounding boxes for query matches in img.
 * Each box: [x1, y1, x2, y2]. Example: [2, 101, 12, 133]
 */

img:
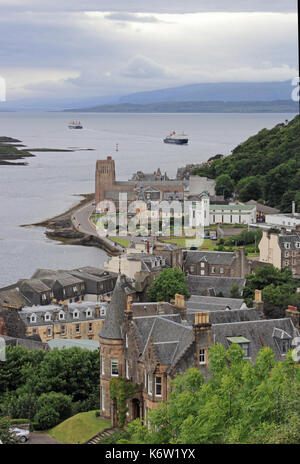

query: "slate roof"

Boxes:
[186, 295, 246, 312]
[186, 308, 262, 326]
[246, 200, 279, 214]
[278, 233, 300, 251]
[212, 318, 298, 361]
[19, 302, 107, 326]
[184, 250, 236, 266]
[18, 279, 52, 293]
[99, 274, 128, 339]
[187, 276, 246, 298]
[32, 269, 83, 287]
[135, 315, 193, 369]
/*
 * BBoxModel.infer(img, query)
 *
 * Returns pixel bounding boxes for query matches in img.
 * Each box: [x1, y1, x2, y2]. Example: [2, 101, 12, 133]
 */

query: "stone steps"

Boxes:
[85, 427, 118, 444]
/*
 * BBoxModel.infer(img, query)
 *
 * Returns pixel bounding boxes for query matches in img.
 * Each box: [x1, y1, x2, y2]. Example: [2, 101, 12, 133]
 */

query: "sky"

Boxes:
[0, 0, 298, 101]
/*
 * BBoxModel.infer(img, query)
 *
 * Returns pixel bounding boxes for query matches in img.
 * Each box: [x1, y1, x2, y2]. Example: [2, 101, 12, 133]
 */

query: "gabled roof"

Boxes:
[187, 276, 246, 298]
[99, 274, 128, 340]
[184, 250, 236, 266]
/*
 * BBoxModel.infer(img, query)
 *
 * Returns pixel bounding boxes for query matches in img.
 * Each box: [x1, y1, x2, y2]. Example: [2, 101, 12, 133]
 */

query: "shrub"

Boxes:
[34, 406, 60, 430]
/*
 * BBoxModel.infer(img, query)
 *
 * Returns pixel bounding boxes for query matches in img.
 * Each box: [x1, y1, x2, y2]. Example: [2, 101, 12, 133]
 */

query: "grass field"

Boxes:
[48, 411, 110, 444]
[108, 236, 131, 247]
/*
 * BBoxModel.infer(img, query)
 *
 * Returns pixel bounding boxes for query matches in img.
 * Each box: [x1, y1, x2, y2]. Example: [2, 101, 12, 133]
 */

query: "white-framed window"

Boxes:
[30, 314, 36, 323]
[59, 311, 65, 320]
[144, 371, 147, 390]
[199, 349, 206, 365]
[73, 311, 79, 319]
[190, 266, 194, 272]
[44, 312, 51, 321]
[42, 294, 47, 301]
[200, 262, 205, 268]
[101, 356, 105, 375]
[211, 266, 215, 274]
[126, 360, 129, 379]
[125, 333, 128, 348]
[284, 242, 291, 249]
[75, 323, 80, 333]
[200, 270, 205, 276]
[61, 325, 66, 335]
[147, 374, 152, 395]
[220, 267, 224, 274]
[47, 327, 52, 337]
[296, 242, 300, 249]
[155, 377, 162, 397]
[88, 322, 93, 332]
[111, 359, 119, 376]
[101, 386, 105, 411]
[86, 310, 92, 318]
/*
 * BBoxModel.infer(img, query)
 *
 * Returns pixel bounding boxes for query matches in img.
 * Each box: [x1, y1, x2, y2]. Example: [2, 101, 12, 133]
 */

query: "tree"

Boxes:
[34, 406, 60, 430]
[230, 283, 241, 299]
[146, 268, 190, 302]
[237, 176, 264, 202]
[215, 174, 234, 199]
[0, 417, 19, 444]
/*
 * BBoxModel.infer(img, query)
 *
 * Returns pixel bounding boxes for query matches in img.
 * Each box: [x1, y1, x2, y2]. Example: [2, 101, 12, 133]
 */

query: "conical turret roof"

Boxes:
[99, 274, 127, 340]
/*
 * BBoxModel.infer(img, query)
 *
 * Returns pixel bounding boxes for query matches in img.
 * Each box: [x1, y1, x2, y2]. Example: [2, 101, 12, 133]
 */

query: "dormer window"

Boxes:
[86, 309, 92, 318]
[73, 311, 79, 319]
[59, 312, 65, 320]
[273, 328, 292, 355]
[30, 314, 37, 323]
[44, 312, 51, 321]
[227, 337, 250, 358]
[284, 242, 291, 249]
[296, 242, 300, 249]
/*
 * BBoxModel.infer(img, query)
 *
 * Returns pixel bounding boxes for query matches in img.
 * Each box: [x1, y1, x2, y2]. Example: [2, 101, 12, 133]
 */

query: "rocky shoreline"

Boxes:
[22, 194, 121, 256]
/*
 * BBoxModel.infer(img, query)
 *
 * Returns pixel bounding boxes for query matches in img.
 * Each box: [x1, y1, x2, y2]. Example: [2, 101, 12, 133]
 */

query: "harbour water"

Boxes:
[0, 111, 296, 287]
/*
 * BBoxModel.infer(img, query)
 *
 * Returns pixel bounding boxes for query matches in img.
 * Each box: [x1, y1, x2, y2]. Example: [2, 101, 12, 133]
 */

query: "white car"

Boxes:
[9, 427, 30, 443]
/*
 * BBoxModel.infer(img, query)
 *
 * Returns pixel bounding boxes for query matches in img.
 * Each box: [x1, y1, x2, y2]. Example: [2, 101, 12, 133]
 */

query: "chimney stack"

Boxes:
[292, 201, 296, 216]
[94, 304, 100, 318]
[193, 312, 212, 341]
[173, 293, 186, 320]
[253, 290, 264, 317]
[285, 305, 300, 329]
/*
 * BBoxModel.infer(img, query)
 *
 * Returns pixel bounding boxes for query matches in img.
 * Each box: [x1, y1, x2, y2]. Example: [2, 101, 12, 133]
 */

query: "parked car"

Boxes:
[9, 427, 30, 443]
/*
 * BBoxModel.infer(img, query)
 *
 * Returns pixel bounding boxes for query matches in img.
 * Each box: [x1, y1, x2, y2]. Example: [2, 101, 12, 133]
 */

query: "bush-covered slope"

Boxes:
[193, 115, 300, 211]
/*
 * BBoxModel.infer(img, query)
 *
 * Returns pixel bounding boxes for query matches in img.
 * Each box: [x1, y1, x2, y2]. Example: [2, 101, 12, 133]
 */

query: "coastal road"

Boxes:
[71, 201, 124, 252]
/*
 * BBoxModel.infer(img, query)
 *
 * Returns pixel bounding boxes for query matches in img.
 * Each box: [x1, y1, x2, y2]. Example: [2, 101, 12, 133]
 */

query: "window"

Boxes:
[296, 242, 300, 249]
[47, 327, 52, 337]
[75, 323, 80, 334]
[126, 360, 129, 379]
[211, 266, 215, 274]
[73, 311, 79, 319]
[199, 349, 206, 365]
[147, 375, 152, 395]
[101, 356, 105, 375]
[155, 377, 162, 397]
[44, 313, 51, 321]
[144, 371, 147, 390]
[86, 310, 92, 318]
[220, 267, 224, 274]
[200, 270, 205, 276]
[61, 325, 66, 335]
[285, 251, 289, 257]
[101, 386, 105, 411]
[30, 314, 36, 323]
[111, 359, 119, 376]
[89, 322, 93, 332]
[284, 242, 291, 249]
[200, 262, 205, 268]
[190, 266, 194, 273]
[227, 337, 250, 358]
[280, 339, 291, 355]
[125, 333, 128, 348]
[59, 312, 64, 320]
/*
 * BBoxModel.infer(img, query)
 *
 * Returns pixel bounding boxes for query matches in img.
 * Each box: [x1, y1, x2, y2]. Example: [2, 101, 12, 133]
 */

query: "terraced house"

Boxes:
[183, 249, 249, 278]
[99, 275, 299, 426]
[19, 301, 108, 342]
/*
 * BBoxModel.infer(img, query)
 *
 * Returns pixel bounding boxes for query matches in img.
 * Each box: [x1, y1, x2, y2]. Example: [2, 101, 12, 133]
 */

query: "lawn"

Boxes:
[48, 411, 110, 444]
[162, 237, 215, 250]
[108, 236, 131, 247]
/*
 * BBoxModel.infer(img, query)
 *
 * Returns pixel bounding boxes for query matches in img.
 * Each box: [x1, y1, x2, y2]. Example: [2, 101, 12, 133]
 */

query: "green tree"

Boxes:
[215, 174, 235, 199]
[146, 268, 190, 302]
[230, 283, 241, 299]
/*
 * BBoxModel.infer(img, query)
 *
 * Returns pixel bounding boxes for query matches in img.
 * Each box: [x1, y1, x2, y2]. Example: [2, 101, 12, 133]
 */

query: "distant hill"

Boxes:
[119, 81, 294, 104]
[63, 100, 298, 113]
[192, 115, 300, 211]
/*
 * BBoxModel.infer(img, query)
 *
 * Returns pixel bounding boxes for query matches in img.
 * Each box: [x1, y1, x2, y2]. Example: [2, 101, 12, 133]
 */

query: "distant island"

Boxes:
[63, 100, 298, 113]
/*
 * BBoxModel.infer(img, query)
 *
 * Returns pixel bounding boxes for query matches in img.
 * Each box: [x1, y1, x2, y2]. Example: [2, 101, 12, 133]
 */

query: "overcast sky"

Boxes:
[0, 0, 298, 101]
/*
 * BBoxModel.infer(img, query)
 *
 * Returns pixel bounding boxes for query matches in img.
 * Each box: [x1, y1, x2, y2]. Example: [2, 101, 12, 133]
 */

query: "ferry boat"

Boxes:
[163, 131, 188, 144]
[68, 121, 83, 129]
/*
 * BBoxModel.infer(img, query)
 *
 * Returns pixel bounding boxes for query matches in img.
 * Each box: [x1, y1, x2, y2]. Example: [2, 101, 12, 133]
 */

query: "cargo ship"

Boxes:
[68, 121, 83, 129]
[163, 131, 188, 144]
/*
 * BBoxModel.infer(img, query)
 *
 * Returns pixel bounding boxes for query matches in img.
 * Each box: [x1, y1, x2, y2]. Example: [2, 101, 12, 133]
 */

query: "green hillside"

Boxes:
[192, 115, 300, 211]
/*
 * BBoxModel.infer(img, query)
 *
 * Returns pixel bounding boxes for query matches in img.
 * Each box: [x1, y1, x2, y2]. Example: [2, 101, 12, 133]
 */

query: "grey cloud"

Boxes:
[104, 13, 160, 23]
[121, 56, 175, 79]
[0, 0, 297, 13]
